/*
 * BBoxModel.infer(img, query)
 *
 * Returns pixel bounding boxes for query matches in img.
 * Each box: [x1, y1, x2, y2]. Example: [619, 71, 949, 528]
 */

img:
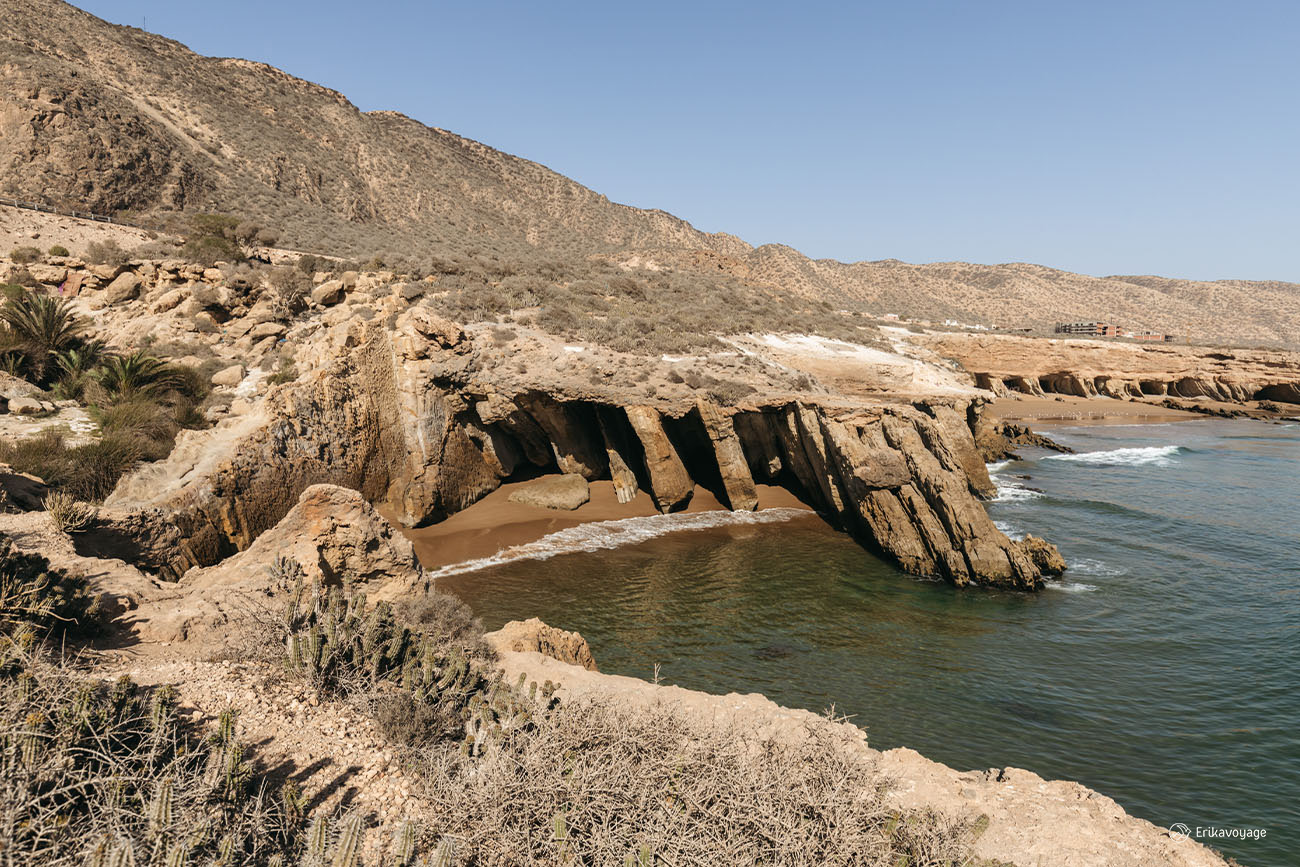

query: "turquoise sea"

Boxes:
[438, 419, 1300, 866]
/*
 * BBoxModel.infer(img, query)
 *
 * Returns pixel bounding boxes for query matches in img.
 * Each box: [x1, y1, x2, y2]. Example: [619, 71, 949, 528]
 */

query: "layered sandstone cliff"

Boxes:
[919, 332, 1300, 405]
[102, 304, 1060, 589]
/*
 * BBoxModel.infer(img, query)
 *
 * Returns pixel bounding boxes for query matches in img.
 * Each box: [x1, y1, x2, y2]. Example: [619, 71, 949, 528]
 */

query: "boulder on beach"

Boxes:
[506, 473, 591, 511]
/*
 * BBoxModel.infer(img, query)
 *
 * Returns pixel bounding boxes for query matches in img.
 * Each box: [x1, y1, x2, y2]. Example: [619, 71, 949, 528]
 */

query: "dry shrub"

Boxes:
[8, 246, 40, 265]
[399, 588, 487, 654]
[83, 239, 127, 267]
[416, 697, 973, 866]
[0, 654, 313, 867]
[42, 490, 97, 534]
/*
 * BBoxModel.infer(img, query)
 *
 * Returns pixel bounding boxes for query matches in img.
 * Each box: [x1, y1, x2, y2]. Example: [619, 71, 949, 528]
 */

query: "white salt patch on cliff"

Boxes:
[428, 508, 810, 579]
[232, 367, 269, 399]
[1047, 445, 1181, 467]
[756, 333, 904, 364]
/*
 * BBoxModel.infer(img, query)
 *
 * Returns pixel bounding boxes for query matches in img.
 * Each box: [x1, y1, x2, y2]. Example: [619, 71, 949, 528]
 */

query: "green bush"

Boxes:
[46, 245, 70, 258]
[0, 431, 143, 503]
[182, 214, 247, 266]
[275, 560, 537, 753]
[181, 233, 244, 266]
[96, 351, 184, 400]
[8, 246, 40, 265]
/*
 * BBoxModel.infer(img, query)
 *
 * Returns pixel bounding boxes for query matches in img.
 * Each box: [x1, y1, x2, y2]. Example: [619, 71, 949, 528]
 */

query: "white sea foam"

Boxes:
[428, 508, 811, 579]
[993, 520, 1026, 540]
[1045, 580, 1099, 593]
[990, 480, 1045, 502]
[1068, 558, 1127, 577]
[985, 460, 1013, 473]
[1046, 445, 1181, 467]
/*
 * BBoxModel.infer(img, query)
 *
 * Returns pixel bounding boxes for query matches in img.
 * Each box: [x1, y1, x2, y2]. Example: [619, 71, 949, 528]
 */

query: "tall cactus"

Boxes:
[329, 814, 364, 867]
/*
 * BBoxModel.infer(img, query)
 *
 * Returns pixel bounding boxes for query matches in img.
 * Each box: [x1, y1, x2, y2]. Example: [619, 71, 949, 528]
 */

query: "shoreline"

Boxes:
[986, 394, 1287, 427]
[390, 479, 814, 571]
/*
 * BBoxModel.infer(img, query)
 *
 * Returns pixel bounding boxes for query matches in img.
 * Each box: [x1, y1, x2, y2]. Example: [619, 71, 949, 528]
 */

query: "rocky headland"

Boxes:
[0, 230, 1251, 864]
[1, 2, 1293, 860]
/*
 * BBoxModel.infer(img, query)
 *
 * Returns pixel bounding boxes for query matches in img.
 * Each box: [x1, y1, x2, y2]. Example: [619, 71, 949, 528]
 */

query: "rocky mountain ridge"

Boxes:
[3, 0, 1298, 346]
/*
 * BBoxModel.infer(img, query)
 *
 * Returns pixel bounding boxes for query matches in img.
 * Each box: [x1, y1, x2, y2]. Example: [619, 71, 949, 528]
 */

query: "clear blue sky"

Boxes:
[77, 0, 1299, 281]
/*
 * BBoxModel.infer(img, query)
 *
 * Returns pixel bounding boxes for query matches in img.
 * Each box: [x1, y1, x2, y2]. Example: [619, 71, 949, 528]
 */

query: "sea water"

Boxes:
[437, 419, 1300, 866]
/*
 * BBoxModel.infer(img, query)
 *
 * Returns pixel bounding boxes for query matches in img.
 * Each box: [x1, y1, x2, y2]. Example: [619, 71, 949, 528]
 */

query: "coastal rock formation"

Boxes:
[100, 310, 1060, 589]
[929, 333, 1300, 406]
[973, 415, 1075, 462]
[485, 617, 599, 671]
[125, 484, 426, 643]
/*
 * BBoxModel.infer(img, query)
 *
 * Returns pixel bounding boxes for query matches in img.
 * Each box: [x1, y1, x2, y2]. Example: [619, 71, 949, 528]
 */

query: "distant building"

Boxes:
[1055, 322, 1120, 337]
[1128, 331, 1168, 342]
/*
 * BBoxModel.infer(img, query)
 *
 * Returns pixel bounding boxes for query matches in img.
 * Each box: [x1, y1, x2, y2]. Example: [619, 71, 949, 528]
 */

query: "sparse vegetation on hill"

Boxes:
[5, 0, 1296, 346]
[0, 288, 209, 501]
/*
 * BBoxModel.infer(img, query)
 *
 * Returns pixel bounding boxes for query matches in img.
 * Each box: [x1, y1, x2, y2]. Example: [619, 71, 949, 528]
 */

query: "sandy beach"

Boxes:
[392, 479, 813, 570]
[989, 395, 1211, 426]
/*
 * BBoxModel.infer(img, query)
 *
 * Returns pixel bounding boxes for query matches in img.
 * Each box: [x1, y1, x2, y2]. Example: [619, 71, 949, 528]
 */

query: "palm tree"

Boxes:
[51, 340, 109, 400]
[53, 340, 109, 379]
[0, 292, 86, 383]
[0, 292, 86, 355]
[96, 351, 184, 400]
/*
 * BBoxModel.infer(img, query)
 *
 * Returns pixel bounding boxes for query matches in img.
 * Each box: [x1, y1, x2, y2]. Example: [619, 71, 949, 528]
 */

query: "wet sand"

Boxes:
[393, 479, 813, 570]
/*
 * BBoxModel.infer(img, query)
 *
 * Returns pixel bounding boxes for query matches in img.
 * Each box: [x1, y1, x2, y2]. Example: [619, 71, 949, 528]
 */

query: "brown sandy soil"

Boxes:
[392, 479, 812, 570]
[0, 204, 160, 254]
[989, 395, 1207, 426]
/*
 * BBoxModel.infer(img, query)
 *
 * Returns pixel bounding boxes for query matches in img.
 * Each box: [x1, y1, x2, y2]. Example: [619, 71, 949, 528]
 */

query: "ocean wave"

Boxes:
[1068, 557, 1127, 577]
[428, 508, 812, 579]
[985, 460, 1013, 474]
[993, 520, 1026, 540]
[1046, 445, 1182, 467]
[1045, 580, 1099, 593]
[990, 480, 1045, 502]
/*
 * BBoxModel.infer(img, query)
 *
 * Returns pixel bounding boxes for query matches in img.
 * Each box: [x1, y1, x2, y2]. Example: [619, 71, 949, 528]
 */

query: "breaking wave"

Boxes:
[428, 508, 812, 579]
[1046, 445, 1182, 467]
[1069, 557, 1127, 577]
[1045, 580, 1099, 593]
[993, 520, 1026, 540]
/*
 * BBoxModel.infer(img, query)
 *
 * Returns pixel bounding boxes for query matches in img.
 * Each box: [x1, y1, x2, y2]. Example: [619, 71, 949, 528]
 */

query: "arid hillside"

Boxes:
[2, 0, 1298, 347]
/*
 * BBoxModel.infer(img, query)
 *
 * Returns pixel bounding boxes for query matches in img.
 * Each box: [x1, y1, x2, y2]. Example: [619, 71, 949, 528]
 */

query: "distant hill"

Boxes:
[3, 0, 1297, 347]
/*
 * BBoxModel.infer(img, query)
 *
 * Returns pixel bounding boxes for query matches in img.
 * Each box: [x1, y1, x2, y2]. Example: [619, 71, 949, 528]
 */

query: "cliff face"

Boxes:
[919, 332, 1300, 405]
[104, 305, 1061, 590]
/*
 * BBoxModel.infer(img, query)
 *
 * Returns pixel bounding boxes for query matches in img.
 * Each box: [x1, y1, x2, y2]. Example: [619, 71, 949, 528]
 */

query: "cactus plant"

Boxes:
[329, 814, 364, 867]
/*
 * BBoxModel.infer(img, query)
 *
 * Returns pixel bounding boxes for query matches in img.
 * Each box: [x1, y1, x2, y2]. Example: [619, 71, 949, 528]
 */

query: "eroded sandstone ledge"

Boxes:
[103, 310, 1061, 589]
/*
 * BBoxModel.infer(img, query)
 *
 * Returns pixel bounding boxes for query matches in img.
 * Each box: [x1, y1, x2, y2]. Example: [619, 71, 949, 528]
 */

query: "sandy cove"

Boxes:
[390, 480, 813, 570]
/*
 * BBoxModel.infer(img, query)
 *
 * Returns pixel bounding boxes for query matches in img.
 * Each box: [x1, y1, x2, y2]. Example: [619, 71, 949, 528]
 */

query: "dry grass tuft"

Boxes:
[415, 696, 973, 865]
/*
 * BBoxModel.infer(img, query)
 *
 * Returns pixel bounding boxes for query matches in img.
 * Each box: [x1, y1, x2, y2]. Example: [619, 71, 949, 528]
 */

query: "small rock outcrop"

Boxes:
[127, 484, 426, 643]
[507, 474, 590, 511]
[486, 617, 599, 671]
[974, 414, 1075, 462]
